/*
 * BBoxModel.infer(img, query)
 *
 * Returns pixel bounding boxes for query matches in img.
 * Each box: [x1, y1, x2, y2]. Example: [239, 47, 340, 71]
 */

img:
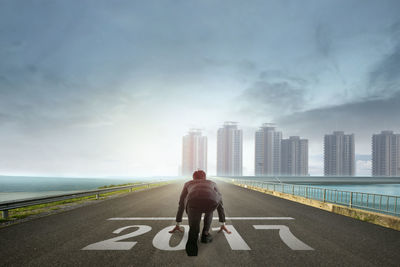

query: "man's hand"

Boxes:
[169, 225, 183, 233]
[218, 224, 232, 234]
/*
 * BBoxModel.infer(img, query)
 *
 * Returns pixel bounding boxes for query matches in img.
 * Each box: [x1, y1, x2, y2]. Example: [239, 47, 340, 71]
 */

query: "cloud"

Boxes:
[277, 92, 400, 151]
[238, 71, 308, 118]
[367, 21, 400, 97]
[314, 23, 342, 76]
[315, 23, 333, 58]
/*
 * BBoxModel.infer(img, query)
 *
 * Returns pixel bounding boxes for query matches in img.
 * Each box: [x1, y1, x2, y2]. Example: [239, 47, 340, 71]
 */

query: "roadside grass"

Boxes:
[0, 181, 170, 224]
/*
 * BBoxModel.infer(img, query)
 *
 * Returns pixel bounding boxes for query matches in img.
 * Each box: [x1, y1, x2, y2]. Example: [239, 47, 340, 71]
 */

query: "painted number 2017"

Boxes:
[82, 225, 313, 251]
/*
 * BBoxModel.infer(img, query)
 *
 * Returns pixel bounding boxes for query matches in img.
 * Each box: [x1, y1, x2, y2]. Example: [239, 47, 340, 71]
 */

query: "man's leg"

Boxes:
[201, 201, 217, 243]
[202, 211, 213, 235]
[186, 206, 202, 256]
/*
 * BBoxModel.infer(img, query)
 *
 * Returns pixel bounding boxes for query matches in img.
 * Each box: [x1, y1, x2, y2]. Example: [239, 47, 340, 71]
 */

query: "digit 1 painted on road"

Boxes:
[211, 225, 251, 250]
[253, 225, 314, 250]
[152, 225, 189, 251]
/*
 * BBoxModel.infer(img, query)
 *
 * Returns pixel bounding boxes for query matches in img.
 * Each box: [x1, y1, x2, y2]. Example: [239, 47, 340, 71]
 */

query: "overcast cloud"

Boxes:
[0, 0, 399, 177]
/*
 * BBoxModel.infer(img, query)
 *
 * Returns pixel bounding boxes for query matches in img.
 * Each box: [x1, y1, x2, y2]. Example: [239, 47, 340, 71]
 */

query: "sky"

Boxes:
[0, 0, 399, 177]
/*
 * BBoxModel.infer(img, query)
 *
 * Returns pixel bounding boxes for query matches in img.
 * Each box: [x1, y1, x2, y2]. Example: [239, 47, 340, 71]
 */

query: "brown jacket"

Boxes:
[175, 179, 226, 222]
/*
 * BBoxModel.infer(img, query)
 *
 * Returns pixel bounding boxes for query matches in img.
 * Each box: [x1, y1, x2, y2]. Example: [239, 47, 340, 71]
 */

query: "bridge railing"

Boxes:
[228, 179, 400, 217]
[0, 182, 166, 219]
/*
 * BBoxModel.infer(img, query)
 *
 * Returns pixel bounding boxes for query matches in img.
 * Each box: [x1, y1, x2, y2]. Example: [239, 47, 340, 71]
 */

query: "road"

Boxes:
[1, 180, 400, 266]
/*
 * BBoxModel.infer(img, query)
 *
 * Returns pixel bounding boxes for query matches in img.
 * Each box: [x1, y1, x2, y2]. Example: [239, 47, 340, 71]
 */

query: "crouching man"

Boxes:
[169, 170, 231, 256]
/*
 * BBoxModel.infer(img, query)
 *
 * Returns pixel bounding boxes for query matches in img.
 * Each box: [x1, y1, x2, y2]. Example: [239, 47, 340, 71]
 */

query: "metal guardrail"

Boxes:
[229, 179, 400, 217]
[0, 182, 163, 219]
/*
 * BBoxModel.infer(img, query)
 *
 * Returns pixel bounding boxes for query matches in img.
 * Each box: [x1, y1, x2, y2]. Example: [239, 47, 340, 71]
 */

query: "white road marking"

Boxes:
[107, 217, 294, 220]
[82, 225, 152, 250]
[152, 225, 189, 250]
[212, 225, 251, 250]
[253, 225, 314, 250]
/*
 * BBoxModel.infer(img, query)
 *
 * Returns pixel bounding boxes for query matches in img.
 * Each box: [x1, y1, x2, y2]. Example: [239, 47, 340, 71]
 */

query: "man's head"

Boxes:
[193, 170, 206, 180]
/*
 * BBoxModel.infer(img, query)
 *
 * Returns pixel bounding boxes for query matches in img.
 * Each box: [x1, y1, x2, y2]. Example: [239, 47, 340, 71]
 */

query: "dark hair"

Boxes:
[193, 170, 206, 180]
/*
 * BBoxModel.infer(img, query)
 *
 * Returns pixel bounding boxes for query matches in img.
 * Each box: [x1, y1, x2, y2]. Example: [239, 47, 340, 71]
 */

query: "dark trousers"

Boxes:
[186, 199, 217, 243]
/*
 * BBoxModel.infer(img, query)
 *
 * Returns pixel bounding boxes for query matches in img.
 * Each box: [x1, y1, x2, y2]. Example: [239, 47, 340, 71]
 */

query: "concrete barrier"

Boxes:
[237, 183, 400, 231]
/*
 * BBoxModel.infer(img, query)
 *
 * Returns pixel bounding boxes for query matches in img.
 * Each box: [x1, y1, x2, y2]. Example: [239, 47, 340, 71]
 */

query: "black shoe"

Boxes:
[201, 233, 213, 243]
[185, 239, 198, 256]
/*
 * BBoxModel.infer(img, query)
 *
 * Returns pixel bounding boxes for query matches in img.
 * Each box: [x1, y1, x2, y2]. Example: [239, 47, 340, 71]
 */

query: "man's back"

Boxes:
[183, 179, 221, 205]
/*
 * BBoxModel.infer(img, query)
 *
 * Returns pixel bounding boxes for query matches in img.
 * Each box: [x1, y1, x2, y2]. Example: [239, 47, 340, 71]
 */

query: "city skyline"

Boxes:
[0, 1, 399, 177]
[180, 125, 399, 177]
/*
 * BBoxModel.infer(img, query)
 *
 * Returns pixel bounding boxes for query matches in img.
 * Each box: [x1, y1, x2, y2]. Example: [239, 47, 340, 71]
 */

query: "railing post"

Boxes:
[130, 188, 132, 192]
[292, 185, 294, 195]
[2, 210, 8, 219]
[386, 197, 389, 211]
[323, 189, 326, 202]
[349, 192, 353, 208]
[305, 187, 308, 198]
[96, 194, 99, 200]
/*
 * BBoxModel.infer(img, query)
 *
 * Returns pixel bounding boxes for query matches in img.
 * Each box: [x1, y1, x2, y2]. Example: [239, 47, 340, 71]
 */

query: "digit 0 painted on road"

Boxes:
[82, 217, 314, 251]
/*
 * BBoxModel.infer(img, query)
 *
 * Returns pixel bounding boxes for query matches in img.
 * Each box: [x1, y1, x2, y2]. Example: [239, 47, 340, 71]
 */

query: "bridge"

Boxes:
[1, 180, 400, 266]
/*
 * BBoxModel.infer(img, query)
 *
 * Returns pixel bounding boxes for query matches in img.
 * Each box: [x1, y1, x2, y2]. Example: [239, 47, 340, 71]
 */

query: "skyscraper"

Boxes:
[217, 122, 243, 176]
[255, 123, 282, 176]
[182, 129, 207, 176]
[324, 131, 355, 176]
[372, 131, 400, 176]
[281, 136, 308, 176]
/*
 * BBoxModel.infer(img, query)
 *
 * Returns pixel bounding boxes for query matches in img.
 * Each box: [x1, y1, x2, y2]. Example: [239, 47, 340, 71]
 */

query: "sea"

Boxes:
[1, 175, 400, 203]
[231, 176, 400, 196]
[310, 184, 400, 196]
[0, 176, 172, 202]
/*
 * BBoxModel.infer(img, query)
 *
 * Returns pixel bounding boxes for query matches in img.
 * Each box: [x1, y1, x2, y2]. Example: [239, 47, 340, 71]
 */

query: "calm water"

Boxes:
[1, 176, 399, 202]
[0, 176, 170, 202]
[310, 184, 400, 196]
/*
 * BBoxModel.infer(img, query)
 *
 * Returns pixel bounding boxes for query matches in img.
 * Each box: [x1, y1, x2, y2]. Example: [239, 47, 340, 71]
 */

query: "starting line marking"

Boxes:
[107, 217, 294, 221]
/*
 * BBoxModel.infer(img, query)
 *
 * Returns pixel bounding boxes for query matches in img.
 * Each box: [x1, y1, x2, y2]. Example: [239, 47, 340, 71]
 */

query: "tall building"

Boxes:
[182, 129, 207, 176]
[255, 123, 282, 176]
[324, 131, 355, 176]
[217, 122, 243, 176]
[372, 131, 400, 176]
[281, 136, 308, 176]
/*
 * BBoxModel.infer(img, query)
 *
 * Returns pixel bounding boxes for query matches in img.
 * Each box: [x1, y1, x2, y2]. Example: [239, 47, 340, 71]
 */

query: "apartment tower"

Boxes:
[281, 136, 308, 176]
[324, 131, 355, 176]
[182, 129, 207, 176]
[217, 122, 243, 176]
[372, 131, 400, 176]
[255, 123, 282, 176]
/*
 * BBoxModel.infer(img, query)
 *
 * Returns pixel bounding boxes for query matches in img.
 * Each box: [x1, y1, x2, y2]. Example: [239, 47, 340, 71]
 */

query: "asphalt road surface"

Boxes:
[1, 180, 400, 266]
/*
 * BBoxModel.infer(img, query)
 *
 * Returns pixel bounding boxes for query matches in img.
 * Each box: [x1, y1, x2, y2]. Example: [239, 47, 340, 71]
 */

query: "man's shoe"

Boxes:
[201, 233, 213, 243]
[185, 239, 198, 256]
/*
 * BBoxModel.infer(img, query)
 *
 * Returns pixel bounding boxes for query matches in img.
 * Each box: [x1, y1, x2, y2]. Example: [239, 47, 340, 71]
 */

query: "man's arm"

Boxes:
[216, 201, 231, 234]
[213, 183, 231, 234]
[216, 201, 226, 222]
[169, 184, 188, 233]
[213, 183, 225, 222]
[175, 183, 188, 223]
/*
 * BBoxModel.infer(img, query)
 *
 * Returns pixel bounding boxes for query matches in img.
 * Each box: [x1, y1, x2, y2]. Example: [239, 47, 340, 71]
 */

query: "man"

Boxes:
[169, 170, 231, 256]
